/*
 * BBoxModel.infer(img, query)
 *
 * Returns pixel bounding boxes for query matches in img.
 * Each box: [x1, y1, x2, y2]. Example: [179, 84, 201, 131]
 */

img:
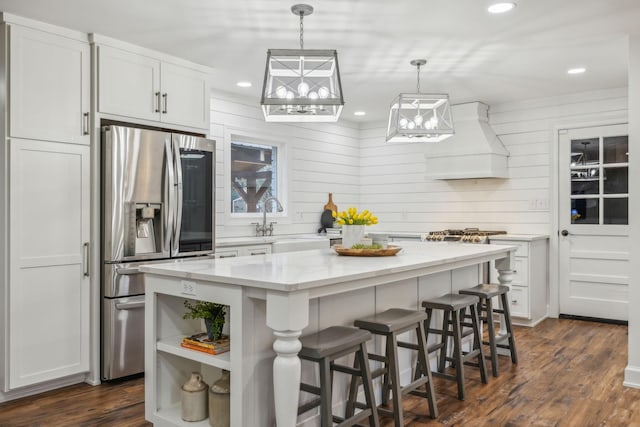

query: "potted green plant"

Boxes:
[183, 300, 227, 341]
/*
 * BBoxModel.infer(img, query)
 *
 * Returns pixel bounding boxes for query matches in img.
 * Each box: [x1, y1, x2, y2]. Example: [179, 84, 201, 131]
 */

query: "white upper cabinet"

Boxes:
[97, 45, 161, 123]
[9, 25, 90, 145]
[97, 44, 210, 130]
[160, 61, 210, 129]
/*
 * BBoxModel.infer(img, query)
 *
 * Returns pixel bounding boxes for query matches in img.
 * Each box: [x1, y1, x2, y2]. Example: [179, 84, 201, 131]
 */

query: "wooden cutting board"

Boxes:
[323, 193, 337, 212]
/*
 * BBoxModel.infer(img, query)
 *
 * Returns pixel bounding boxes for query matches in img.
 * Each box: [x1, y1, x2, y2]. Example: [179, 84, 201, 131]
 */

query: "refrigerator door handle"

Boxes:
[172, 139, 183, 256]
[164, 139, 175, 253]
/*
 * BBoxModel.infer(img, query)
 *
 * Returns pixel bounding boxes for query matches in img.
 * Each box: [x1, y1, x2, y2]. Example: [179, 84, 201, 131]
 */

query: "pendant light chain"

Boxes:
[299, 12, 304, 49]
[416, 63, 421, 93]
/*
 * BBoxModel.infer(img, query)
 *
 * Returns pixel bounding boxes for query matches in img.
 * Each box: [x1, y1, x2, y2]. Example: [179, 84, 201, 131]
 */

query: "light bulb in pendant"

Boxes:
[286, 91, 295, 100]
[399, 118, 408, 129]
[297, 81, 310, 97]
[275, 86, 287, 99]
[407, 121, 416, 130]
[414, 114, 423, 127]
[308, 91, 319, 100]
[318, 86, 330, 99]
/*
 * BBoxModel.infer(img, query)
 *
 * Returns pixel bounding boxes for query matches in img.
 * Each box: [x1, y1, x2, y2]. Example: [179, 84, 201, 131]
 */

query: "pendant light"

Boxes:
[261, 4, 344, 122]
[386, 59, 454, 143]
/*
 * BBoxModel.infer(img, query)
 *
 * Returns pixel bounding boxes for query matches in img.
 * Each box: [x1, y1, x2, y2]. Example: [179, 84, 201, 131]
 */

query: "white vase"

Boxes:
[341, 225, 365, 248]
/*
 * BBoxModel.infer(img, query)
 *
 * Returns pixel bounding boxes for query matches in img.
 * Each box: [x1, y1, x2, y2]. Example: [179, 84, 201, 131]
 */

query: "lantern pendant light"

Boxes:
[260, 4, 344, 122]
[386, 59, 454, 143]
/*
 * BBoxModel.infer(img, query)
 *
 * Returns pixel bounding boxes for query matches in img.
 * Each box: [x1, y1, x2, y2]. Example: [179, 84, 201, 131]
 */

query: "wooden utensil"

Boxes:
[324, 193, 337, 212]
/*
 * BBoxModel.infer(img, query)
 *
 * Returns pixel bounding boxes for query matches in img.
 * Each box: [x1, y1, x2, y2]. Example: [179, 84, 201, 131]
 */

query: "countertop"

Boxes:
[490, 234, 549, 242]
[215, 234, 330, 247]
[140, 241, 516, 293]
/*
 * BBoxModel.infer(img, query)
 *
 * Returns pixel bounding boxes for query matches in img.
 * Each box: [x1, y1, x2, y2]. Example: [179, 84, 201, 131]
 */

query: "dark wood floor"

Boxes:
[0, 318, 638, 426]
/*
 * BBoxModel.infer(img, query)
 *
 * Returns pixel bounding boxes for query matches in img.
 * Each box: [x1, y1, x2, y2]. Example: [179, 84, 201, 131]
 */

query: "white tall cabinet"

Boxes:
[0, 14, 91, 395]
[8, 140, 90, 388]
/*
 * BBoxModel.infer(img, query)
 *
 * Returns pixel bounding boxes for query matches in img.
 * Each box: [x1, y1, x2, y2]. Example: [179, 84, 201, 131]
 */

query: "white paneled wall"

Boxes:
[360, 88, 628, 235]
[209, 92, 360, 238]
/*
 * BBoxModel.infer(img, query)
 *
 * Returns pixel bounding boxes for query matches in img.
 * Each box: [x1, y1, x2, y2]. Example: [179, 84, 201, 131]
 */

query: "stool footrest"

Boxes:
[368, 353, 386, 363]
[300, 383, 320, 395]
[397, 341, 419, 351]
[332, 363, 361, 377]
[297, 397, 322, 415]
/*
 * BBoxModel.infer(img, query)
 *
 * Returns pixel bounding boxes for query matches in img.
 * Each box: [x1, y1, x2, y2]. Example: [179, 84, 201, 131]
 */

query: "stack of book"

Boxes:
[180, 332, 230, 355]
[326, 228, 341, 236]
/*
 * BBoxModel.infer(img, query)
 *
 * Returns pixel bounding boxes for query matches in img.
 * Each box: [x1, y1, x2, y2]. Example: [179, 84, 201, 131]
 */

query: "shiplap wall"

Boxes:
[360, 88, 628, 235]
[209, 91, 360, 238]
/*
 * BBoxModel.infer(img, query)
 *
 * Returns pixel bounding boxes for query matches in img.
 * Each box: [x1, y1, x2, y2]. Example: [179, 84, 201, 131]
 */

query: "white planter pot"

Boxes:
[341, 225, 365, 249]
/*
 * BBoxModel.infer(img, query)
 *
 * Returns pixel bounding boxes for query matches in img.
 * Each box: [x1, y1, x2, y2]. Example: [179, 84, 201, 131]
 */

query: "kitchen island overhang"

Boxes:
[141, 241, 517, 427]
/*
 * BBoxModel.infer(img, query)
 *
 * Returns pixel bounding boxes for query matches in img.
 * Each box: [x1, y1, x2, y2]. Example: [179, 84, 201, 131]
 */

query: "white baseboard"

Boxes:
[623, 365, 640, 388]
[0, 373, 87, 403]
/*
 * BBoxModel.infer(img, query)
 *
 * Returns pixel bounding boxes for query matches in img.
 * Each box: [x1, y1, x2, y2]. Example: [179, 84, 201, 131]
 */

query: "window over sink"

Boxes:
[223, 130, 289, 226]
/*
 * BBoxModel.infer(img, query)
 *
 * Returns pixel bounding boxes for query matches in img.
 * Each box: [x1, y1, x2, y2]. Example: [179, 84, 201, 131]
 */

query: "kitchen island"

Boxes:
[141, 241, 516, 427]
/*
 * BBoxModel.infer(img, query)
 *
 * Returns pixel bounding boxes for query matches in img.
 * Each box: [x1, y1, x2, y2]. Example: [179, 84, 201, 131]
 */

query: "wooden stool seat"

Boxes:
[421, 293, 487, 401]
[300, 326, 372, 360]
[298, 326, 379, 427]
[351, 308, 437, 426]
[353, 308, 427, 333]
[459, 284, 518, 377]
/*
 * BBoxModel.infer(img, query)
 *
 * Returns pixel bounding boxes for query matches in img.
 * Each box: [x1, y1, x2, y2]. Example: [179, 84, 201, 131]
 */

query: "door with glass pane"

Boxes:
[558, 124, 629, 321]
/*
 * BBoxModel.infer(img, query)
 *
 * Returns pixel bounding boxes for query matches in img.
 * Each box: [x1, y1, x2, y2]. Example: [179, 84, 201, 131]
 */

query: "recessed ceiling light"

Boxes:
[354, 111, 366, 116]
[488, 2, 516, 13]
[567, 67, 586, 75]
[236, 81, 252, 88]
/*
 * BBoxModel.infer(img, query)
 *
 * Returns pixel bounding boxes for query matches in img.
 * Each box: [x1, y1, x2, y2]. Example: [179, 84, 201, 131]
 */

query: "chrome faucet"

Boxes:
[252, 197, 283, 236]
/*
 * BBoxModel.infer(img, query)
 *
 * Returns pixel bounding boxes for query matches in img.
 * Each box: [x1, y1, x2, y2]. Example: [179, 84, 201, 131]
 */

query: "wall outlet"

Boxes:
[181, 280, 197, 296]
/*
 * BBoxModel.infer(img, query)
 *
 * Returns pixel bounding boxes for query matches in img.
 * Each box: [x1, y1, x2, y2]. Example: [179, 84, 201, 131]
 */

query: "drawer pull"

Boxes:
[512, 299, 518, 304]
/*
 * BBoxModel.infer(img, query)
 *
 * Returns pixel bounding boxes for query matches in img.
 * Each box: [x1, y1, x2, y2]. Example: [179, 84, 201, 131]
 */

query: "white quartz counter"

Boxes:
[490, 234, 549, 242]
[141, 241, 515, 293]
[215, 233, 330, 248]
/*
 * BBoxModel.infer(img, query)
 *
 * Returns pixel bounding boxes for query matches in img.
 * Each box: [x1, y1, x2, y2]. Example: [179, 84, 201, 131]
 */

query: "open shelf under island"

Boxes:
[141, 241, 517, 427]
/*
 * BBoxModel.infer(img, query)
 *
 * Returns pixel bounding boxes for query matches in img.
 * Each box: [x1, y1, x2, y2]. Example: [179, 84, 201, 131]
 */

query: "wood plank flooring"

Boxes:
[0, 318, 639, 426]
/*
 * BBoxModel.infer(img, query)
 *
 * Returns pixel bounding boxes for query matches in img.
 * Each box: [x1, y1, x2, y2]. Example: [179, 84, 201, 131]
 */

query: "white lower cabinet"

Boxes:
[491, 236, 549, 327]
[215, 244, 272, 258]
[7, 139, 90, 389]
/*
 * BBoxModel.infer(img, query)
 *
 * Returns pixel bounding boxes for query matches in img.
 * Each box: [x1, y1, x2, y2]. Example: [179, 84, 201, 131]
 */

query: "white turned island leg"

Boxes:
[266, 291, 310, 427]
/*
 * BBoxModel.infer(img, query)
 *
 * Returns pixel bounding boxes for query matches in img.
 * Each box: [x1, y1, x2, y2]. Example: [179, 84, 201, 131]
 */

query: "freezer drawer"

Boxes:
[102, 295, 145, 380]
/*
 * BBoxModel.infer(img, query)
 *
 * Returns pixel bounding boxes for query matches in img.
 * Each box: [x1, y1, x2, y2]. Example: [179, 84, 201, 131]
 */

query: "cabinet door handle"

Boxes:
[162, 93, 168, 114]
[155, 91, 161, 113]
[83, 242, 90, 277]
[512, 299, 518, 304]
[82, 112, 89, 135]
[250, 251, 266, 256]
[219, 254, 237, 258]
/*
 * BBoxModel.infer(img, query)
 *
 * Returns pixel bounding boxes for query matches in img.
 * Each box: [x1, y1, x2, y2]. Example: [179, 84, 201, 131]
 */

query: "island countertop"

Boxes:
[140, 241, 517, 292]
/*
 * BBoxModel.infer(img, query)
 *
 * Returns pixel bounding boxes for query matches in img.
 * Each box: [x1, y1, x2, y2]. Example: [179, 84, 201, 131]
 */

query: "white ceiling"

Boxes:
[0, 0, 638, 123]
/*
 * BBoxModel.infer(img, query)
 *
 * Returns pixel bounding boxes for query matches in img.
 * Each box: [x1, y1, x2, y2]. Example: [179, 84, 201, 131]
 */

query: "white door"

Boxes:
[558, 124, 629, 321]
[160, 62, 210, 129]
[97, 44, 161, 122]
[8, 139, 90, 389]
[9, 25, 90, 145]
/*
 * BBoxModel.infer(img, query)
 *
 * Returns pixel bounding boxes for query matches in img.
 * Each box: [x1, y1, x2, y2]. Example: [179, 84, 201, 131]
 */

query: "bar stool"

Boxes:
[458, 283, 518, 377]
[298, 326, 379, 427]
[349, 308, 438, 426]
[421, 293, 487, 401]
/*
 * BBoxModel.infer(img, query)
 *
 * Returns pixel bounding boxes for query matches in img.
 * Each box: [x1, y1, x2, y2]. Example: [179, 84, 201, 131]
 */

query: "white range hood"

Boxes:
[425, 102, 509, 179]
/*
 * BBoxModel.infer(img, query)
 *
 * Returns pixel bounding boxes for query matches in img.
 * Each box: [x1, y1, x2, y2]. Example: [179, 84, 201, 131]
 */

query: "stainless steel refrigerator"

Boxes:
[101, 125, 215, 380]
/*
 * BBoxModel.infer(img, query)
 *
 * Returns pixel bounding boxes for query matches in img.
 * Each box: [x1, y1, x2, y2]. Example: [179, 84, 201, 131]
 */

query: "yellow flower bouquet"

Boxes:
[332, 207, 378, 226]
